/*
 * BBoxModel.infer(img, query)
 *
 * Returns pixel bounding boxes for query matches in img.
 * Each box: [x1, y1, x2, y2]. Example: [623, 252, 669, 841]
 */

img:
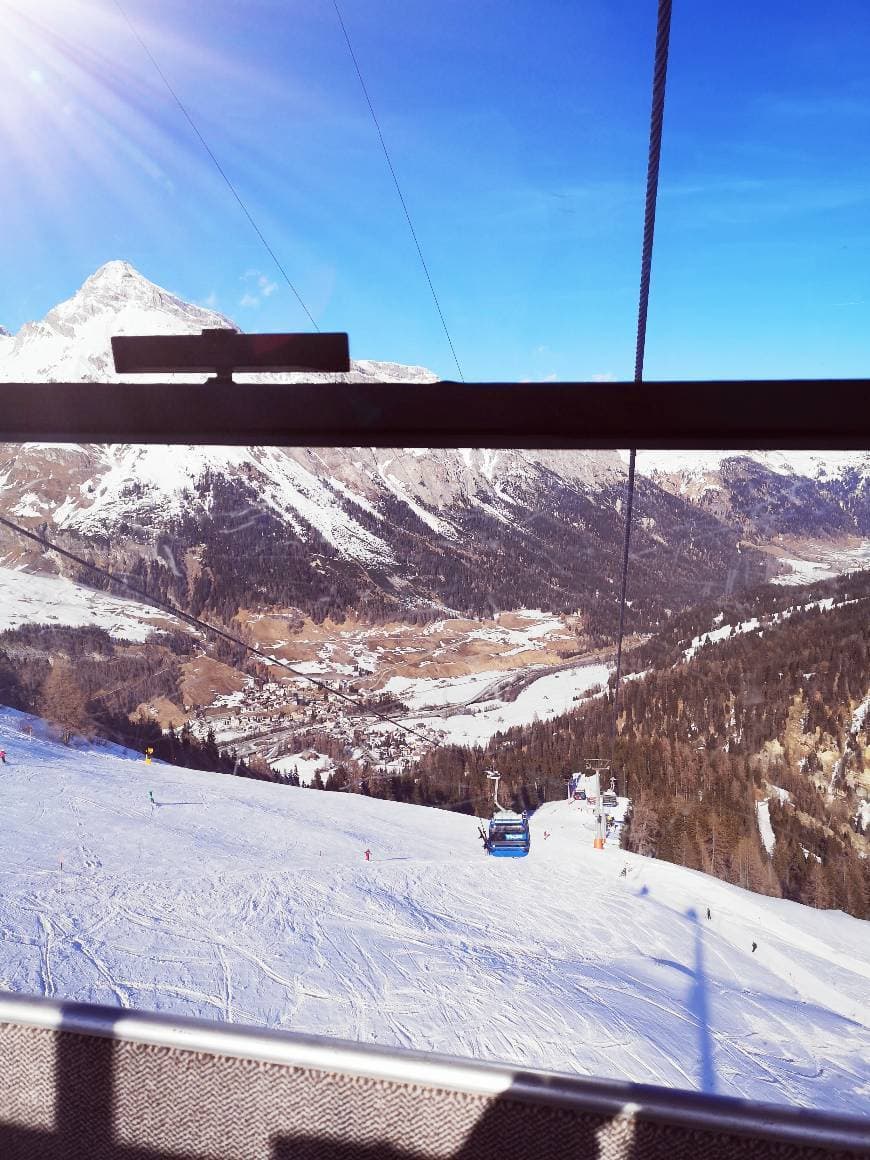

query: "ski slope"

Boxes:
[0, 707, 868, 1115]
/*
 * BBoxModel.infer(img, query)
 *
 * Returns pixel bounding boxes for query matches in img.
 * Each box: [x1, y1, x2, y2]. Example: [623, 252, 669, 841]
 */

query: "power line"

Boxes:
[112, 0, 320, 331]
[331, 0, 465, 381]
[0, 514, 438, 747]
[611, 0, 673, 787]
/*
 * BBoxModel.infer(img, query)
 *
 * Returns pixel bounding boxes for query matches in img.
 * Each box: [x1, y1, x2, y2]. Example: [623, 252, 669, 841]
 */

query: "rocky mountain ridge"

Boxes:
[639, 451, 870, 540]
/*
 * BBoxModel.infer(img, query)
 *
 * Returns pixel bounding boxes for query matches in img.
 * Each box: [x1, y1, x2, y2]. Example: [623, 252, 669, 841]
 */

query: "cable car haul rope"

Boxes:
[609, 0, 672, 778]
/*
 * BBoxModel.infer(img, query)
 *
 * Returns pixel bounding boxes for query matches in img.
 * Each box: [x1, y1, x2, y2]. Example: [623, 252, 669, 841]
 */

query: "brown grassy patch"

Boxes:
[131, 696, 186, 730]
[181, 657, 246, 708]
[233, 607, 580, 687]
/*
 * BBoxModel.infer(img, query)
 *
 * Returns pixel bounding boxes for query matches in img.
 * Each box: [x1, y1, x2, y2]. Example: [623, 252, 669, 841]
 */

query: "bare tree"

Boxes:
[40, 661, 92, 745]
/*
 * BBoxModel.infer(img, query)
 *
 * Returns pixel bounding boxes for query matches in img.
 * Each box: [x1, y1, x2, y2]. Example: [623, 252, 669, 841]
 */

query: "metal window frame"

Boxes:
[1, 377, 869, 448]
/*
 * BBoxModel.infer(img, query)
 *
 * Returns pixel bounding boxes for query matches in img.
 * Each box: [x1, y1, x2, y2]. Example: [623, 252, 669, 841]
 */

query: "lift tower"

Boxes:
[584, 758, 610, 850]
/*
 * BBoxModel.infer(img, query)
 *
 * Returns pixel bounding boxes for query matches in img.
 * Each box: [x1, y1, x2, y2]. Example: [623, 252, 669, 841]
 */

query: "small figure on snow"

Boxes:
[751, 941, 757, 954]
[0, 749, 6, 764]
[543, 831, 550, 840]
[364, 848, 371, 862]
[706, 907, 711, 921]
[148, 790, 156, 808]
[619, 865, 627, 878]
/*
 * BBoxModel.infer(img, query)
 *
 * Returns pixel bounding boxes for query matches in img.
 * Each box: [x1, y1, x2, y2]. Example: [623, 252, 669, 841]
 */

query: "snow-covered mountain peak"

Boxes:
[82, 258, 144, 291]
[0, 261, 239, 383]
[0, 261, 441, 385]
[0, 260, 630, 575]
[44, 260, 238, 340]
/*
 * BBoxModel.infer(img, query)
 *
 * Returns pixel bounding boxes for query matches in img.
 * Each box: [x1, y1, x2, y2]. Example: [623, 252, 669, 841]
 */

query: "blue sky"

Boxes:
[2, 0, 870, 381]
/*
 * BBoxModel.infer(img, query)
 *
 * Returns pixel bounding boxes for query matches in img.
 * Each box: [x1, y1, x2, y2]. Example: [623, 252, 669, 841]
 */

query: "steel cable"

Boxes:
[331, 0, 465, 381]
[611, 0, 672, 785]
[112, 0, 319, 330]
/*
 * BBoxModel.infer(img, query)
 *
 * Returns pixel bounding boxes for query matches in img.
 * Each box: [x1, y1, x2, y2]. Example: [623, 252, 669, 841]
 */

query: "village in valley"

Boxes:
[178, 609, 613, 782]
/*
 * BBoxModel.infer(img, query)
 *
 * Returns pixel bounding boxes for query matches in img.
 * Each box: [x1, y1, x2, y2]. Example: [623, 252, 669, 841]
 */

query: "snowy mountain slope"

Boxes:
[0, 565, 184, 641]
[0, 441, 634, 612]
[0, 262, 630, 576]
[0, 439, 625, 554]
[2, 259, 866, 620]
[46, 444, 400, 566]
[634, 450, 870, 481]
[0, 706, 867, 1113]
[632, 450, 870, 564]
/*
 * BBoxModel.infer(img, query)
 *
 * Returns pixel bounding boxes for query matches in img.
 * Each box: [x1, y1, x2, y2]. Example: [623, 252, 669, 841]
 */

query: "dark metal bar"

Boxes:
[1, 379, 869, 448]
[110, 331, 350, 374]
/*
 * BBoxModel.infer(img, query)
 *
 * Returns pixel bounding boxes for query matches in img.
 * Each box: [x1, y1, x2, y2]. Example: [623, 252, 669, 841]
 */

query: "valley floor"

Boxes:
[0, 707, 867, 1115]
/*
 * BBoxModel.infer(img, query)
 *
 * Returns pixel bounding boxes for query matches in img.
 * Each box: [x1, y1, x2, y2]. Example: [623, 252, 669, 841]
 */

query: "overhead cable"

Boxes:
[331, 0, 465, 381]
[611, 0, 673, 779]
[634, 0, 672, 383]
[112, 0, 320, 330]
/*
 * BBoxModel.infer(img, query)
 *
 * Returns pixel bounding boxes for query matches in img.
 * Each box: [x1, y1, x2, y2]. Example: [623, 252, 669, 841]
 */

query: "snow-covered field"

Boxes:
[771, 557, 844, 586]
[383, 670, 506, 711]
[770, 542, 870, 586]
[0, 565, 178, 641]
[267, 749, 335, 786]
[385, 663, 610, 746]
[0, 707, 867, 1113]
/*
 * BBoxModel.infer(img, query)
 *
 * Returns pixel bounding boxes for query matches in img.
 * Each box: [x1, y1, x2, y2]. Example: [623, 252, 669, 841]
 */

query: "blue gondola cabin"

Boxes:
[487, 810, 531, 857]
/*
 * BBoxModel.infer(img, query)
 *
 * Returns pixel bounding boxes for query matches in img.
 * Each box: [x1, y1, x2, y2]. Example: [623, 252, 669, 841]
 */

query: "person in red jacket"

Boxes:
[364, 849, 371, 862]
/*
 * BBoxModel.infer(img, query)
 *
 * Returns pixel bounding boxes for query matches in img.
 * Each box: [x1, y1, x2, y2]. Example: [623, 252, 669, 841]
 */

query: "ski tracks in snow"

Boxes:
[1, 716, 868, 1115]
[37, 913, 55, 998]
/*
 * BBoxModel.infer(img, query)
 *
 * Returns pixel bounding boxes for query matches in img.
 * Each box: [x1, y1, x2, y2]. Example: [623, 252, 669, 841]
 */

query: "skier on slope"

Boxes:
[0, 749, 6, 765]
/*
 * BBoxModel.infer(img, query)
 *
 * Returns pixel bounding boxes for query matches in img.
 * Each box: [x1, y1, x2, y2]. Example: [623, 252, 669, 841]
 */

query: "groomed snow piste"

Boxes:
[0, 707, 867, 1115]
